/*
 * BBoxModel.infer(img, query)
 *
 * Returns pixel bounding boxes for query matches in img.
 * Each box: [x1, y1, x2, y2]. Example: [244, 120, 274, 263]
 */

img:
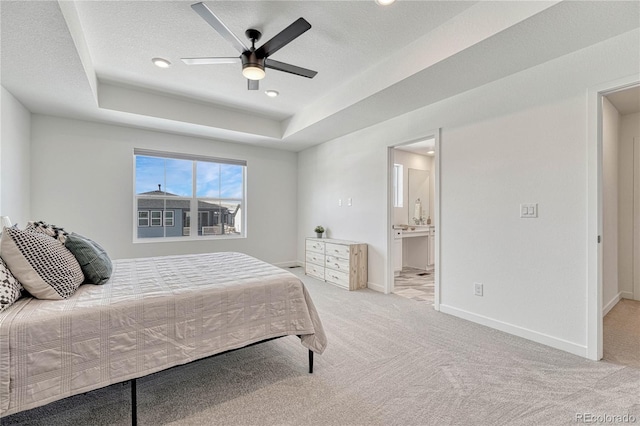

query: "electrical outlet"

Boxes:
[348, 197, 352, 206]
[338, 199, 342, 207]
[474, 282, 483, 296]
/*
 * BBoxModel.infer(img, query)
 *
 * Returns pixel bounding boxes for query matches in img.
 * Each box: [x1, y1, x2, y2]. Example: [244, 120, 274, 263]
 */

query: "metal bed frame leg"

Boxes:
[128, 347, 309, 425]
[131, 379, 137, 426]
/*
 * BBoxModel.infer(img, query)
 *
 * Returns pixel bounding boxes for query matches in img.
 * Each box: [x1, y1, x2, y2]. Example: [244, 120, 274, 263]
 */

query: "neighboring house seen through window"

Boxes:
[134, 149, 246, 240]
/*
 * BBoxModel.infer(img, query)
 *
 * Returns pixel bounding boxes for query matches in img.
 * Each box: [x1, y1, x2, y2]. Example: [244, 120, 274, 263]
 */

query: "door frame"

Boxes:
[587, 75, 639, 360]
[386, 129, 441, 311]
[634, 137, 640, 301]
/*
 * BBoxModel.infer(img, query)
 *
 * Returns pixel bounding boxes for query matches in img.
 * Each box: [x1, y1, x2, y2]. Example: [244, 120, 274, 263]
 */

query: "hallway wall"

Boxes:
[602, 97, 621, 314]
[618, 111, 640, 299]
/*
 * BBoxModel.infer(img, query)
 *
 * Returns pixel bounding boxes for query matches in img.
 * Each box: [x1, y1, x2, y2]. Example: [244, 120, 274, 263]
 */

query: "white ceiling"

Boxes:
[606, 86, 640, 116]
[2, 1, 639, 151]
[396, 138, 435, 156]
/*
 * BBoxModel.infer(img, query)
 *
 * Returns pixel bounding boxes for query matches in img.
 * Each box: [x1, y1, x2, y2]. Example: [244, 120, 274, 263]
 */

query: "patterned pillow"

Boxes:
[1, 227, 84, 299]
[25, 220, 69, 244]
[0, 258, 22, 312]
[65, 233, 113, 285]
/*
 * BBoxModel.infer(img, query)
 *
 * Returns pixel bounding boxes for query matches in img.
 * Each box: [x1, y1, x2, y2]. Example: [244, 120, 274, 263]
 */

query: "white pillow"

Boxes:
[1, 227, 84, 300]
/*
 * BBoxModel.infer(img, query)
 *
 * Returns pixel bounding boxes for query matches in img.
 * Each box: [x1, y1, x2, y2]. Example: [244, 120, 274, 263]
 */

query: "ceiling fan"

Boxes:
[182, 2, 318, 90]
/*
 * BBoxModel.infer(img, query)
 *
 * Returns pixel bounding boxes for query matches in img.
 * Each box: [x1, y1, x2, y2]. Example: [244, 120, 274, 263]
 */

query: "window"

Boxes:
[138, 211, 149, 227]
[134, 149, 246, 240]
[150, 211, 162, 226]
[393, 164, 403, 207]
[164, 211, 174, 227]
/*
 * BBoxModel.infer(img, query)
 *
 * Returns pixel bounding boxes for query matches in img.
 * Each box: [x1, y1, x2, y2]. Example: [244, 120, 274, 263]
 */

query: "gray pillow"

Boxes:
[64, 233, 113, 285]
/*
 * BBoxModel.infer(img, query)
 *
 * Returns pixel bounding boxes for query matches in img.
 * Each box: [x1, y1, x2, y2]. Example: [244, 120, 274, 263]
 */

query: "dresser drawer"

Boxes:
[325, 255, 350, 273]
[306, 240, 325, 254]
[305, 251, 325, 267]
[325, 242, 350, 259]
[325, 268, 349, 289]
[305, 263, 325, 280]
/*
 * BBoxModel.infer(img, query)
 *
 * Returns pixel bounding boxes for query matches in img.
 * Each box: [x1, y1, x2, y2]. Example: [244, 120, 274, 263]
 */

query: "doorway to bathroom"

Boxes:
[387, 132, 440, 309]
[600, 84, 640, 368]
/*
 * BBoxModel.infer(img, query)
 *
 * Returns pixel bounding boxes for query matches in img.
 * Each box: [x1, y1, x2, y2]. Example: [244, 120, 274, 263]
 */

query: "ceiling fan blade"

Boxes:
[181, 57, 241, 65]
[265, 59, 317, 79]
[248, 79, 259, 90]
[256, 18, 311, 58]
[191, 2, 248, 54]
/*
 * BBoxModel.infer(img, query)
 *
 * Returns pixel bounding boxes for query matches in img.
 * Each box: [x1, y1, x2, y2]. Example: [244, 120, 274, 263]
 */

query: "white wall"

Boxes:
[602, 97, 621, 314]
[0, 86, 31, 225]
[297, 29, 640, 356]
[30, 115, 298, 265]
[618, 111, 640, 299]
[392, 149, 433, 225]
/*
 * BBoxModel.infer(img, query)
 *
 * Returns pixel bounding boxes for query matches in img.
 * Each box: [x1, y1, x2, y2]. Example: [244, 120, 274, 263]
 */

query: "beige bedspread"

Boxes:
[0, 252, 326, 416]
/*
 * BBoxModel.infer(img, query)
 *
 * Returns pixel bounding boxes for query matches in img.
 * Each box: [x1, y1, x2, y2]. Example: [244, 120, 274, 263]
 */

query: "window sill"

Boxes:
[133, 234, 246, 244]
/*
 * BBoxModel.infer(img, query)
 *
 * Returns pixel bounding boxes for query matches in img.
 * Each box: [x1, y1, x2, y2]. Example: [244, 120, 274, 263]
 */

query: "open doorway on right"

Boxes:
[602, 85, 640, 368]
[391, 138, 435, 303]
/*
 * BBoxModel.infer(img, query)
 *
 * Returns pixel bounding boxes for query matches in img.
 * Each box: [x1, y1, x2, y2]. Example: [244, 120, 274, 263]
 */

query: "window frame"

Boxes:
[164, 210, 174, 227]
[133, 149, 247, 243]
[138, 211, 149, 227]
[150, 210, 163, 227]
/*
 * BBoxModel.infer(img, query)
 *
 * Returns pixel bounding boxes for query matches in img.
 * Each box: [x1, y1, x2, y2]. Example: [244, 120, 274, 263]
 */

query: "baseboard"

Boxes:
[439, 304, 587, 358]
[621, 291, 634, 300]
[603, 292, 622, 317]
[367, 282, 385, 293]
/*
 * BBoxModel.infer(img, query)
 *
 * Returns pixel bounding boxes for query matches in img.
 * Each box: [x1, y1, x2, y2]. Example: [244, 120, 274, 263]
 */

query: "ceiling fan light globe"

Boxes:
[242, 66, 266, 80]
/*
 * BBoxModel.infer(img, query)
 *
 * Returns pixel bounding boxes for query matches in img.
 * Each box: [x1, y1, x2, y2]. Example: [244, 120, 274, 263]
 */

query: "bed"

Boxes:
[0, 251, 327, 419]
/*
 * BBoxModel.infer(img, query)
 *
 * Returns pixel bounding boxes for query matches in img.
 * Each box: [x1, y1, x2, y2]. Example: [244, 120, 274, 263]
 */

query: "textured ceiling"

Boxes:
[2, 1, 639, 151]
[74, 0, 475, 120]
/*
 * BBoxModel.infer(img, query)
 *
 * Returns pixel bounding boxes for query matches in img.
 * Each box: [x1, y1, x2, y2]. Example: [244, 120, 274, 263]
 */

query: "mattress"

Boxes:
[0, 252, 327, 416]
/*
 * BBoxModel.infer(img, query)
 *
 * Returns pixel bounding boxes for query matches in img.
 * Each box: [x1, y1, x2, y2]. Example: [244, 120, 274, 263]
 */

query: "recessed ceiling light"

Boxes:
[375, 0, 396, 5]
[427, 150, 435, 155]
[152, 58, 171, 68]
[265, 90, 279, 98]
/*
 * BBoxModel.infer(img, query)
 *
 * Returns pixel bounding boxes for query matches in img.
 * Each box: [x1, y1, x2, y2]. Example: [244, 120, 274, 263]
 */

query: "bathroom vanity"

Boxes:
[393, 225, 435, 274]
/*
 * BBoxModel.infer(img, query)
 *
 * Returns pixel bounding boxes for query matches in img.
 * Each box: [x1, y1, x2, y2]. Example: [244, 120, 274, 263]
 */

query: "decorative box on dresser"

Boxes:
[305, 238, 368, 290]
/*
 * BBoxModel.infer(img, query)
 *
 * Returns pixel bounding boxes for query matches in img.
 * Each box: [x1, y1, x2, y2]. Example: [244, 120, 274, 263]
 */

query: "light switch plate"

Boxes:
[348, 197, 352, 206]
[520, 203, 538, 218]
[474, 282, 483, 296]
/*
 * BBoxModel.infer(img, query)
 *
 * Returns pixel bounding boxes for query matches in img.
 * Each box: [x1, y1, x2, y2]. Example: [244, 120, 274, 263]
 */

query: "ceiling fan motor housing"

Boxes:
[186, 3, 316, 88]
[241, 51, 265, 73]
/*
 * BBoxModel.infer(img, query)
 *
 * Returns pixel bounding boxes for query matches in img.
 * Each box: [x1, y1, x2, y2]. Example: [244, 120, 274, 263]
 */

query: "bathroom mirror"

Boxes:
[408, 168, 429, 225]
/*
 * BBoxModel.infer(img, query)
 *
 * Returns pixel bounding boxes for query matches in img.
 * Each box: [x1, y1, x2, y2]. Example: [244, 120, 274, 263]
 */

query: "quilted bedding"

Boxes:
[0, 252, 327, 416]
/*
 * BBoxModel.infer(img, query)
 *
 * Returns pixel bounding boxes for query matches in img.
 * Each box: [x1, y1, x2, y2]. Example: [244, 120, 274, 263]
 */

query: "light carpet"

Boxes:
[2, 267, 639, 425]
[603, 298, 640, 369]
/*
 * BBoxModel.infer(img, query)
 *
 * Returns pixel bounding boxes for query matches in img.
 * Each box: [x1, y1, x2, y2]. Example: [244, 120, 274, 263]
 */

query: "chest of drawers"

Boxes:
[305, 238, 368, 291]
